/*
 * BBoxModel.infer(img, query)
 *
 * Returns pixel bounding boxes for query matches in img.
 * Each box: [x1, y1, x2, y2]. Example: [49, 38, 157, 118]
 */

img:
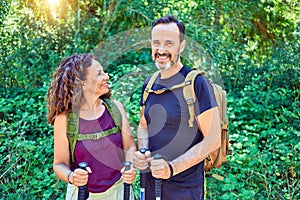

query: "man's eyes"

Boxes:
[152, 41, 173, 46]
[166, 41, 173, 45]
[153, 41, 160, 45]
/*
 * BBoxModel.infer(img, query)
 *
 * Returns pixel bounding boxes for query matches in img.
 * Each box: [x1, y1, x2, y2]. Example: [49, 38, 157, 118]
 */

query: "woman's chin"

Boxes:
[96, 90, 109, 97]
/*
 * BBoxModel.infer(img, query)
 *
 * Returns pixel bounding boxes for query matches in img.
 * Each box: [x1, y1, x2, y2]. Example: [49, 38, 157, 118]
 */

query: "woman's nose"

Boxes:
[104, 72, 109, 80]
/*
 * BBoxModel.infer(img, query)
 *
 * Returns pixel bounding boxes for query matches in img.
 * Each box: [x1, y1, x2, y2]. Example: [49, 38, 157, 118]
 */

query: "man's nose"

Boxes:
[157, 44, 167, 53]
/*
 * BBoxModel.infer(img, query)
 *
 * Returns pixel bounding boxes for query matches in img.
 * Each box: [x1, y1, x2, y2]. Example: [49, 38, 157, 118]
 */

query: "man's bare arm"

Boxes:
[137, 114, 149, 149]
[133, 112, 151, 170]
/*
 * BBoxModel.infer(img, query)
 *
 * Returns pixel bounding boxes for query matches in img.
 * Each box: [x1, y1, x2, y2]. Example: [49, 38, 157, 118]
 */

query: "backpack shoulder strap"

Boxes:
[140, 71, 160, 117]
[102, 98, 122, 129]
[142, 71, 160, 105]
[67, 112, 79, 163]
[183, 70, 205, 127]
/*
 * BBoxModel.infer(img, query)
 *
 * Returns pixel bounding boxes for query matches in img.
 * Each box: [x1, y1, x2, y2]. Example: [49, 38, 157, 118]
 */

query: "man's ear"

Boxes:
[179, 40, 186, 53]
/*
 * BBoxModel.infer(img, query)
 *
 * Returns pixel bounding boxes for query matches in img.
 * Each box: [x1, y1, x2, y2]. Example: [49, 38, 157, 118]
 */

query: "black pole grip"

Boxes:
[153, 154, 162, 200]
[78, 162, 89, 200]
[139, 148, 148, 188]
[123, 161, 132, 200]
[139, 148, 148, 200]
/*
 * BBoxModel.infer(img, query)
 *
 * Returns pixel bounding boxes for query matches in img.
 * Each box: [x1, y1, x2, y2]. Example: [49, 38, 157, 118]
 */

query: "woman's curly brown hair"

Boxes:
[46, 54, 110, 125]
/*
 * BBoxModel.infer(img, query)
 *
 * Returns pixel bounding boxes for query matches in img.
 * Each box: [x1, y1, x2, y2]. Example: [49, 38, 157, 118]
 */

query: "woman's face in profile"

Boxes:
[82, 59, 109, 97]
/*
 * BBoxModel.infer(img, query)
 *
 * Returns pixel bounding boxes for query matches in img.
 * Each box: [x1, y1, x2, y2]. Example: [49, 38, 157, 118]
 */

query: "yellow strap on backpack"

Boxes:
[140, 71, 160, 117]
[183, 70, 205, 127]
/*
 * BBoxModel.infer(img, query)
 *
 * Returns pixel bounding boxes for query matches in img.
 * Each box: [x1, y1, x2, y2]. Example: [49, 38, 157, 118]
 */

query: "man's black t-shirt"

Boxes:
[140, 66, 217, 199]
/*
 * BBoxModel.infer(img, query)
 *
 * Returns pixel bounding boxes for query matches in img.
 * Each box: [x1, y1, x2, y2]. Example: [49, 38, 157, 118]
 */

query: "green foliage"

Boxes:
[205, 42, 299, 199]
[107, 50, 156, 133]
[0, 0, 299, 199]
[0, 87, 65, 199]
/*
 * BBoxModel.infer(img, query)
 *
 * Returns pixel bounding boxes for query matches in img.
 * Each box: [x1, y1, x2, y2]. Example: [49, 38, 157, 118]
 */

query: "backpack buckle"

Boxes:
[186, 98, 194, 105]
[185, 80, 192, 86]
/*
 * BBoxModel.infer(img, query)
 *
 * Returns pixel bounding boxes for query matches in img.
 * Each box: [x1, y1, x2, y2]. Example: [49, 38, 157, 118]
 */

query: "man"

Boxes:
[133, 15, 221, 199]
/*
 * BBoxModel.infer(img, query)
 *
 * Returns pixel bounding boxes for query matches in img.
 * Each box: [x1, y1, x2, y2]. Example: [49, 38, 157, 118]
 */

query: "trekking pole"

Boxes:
[139, 148, 148, 200]
[153, 154, 162, 200]
[78, 162, 89, 200]
[123, 161, 132, 200]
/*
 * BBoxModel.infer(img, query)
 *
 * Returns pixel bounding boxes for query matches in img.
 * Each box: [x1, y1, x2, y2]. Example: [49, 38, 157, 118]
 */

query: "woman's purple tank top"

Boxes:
[70, 108, 124, 193]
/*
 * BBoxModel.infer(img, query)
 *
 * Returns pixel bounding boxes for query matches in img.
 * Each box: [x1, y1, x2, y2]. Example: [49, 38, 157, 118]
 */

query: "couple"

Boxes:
[46, 15, 220, 200]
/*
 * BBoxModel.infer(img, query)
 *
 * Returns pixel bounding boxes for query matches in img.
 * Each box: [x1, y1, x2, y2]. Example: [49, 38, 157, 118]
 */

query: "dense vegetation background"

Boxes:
[0, 0, 299, 199]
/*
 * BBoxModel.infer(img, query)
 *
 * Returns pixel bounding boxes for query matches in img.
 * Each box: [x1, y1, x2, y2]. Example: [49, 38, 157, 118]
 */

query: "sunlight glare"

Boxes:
[47, 0, 60, 9]
[47, 0, 60, 19]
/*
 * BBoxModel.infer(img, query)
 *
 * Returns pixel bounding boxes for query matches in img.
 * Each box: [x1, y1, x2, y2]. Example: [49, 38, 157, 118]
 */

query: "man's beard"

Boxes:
[155, 60, 173, 71]
[154, 51, 179, 71]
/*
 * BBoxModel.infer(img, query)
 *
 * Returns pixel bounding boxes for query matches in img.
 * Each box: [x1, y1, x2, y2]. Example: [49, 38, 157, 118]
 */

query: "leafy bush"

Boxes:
[0, 87, 66, 199]
[205, 44, 300, 199]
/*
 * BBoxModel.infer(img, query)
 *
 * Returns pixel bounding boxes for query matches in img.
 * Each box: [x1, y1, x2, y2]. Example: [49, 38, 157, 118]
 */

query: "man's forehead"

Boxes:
[151, 23, 180, 35]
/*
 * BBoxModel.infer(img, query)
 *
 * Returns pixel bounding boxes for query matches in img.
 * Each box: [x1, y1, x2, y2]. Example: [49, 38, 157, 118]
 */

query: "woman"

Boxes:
[47, 54, 136, 200]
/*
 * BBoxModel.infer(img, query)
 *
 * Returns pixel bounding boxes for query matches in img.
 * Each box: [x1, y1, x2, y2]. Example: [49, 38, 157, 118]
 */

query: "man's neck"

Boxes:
[160, 62, 183, 79]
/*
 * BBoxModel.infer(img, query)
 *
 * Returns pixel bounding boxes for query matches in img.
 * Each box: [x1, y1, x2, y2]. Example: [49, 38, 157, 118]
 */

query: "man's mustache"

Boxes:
[154, 52, 171, 58]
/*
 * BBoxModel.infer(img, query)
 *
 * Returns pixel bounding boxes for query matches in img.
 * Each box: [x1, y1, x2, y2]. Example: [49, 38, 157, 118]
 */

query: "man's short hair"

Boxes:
[151, 15, 185, 43]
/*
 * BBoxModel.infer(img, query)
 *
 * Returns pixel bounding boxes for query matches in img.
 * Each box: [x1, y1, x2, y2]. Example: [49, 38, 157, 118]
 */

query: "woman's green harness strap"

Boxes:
[66, 98, 122, 163]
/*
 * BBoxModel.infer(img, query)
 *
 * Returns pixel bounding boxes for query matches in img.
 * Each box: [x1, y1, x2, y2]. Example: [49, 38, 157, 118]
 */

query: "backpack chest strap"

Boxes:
[146, 81, 191, 94]
[76, 126, 120, 140]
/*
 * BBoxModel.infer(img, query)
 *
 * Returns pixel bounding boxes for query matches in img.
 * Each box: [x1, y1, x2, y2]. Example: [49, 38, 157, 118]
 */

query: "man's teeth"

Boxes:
[158, 55, 168, 58]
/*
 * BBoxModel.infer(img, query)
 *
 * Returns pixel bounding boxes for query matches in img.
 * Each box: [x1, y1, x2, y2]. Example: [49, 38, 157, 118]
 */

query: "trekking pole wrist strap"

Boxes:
[167, 162, 174, 180]
[67, 171, 73, 184]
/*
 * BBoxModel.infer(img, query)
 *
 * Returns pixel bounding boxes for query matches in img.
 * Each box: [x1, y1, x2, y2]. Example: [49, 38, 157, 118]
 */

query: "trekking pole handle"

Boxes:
[78, 162, 89, 200]
[123, 161, 132, 200]
[139, 148, 148, 200]
[153, 154, 162, 200]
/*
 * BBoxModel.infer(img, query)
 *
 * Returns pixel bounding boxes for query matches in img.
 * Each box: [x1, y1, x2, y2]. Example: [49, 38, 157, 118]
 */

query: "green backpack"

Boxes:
[141, 70, 231, 173]
[66, 98, 122, 163]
